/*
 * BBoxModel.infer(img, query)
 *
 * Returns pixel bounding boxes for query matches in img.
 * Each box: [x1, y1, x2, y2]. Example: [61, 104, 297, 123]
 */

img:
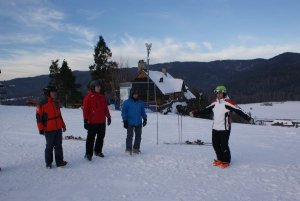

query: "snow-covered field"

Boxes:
[0, 102, 300, 201]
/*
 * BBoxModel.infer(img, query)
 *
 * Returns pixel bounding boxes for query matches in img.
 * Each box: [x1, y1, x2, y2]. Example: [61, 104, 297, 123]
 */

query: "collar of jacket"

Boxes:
[47, 97, 55, 102]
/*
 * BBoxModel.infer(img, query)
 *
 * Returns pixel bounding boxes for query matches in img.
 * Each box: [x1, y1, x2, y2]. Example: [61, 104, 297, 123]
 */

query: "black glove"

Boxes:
[142, 119, 147, 127]
[39, 130, 45, 135]
[84, 119, 89, 130]
[123, 121, 128, 129]
[107, 117, 111, 126]
[62, 127, 66, 132]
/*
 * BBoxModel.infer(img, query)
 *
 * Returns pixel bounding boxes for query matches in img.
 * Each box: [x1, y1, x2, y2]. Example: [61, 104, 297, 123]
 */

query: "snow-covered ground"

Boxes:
[0, 102, 300, 201]
[240, 101, 300, 120]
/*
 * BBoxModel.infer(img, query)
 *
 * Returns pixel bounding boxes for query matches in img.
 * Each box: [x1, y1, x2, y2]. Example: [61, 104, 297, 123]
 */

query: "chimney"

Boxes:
[162, 67, 167, 76]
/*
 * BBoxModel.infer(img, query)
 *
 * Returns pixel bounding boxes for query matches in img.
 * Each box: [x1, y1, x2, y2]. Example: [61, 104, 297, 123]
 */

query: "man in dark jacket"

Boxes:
[189, 85, 252, 169]
[83, 80, 111, 161]
[36, 85, 68, 168]
[121, 89, 147, 154]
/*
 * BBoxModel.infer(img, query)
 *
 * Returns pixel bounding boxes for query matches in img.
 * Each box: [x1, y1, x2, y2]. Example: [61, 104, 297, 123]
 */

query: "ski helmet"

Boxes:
[214, 85, 227, 94]
[89, 80, 101, 90]
[43, 85, 57, 96]
[130, 88, 139, 99]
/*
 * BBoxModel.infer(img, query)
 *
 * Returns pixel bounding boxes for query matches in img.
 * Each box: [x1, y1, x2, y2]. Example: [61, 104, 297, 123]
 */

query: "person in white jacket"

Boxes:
[190, 85, 252, 169]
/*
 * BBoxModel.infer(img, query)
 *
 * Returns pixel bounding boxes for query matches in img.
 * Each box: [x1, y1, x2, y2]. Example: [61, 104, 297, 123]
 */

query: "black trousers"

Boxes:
[86, 124, 106, 156]
[212, 129, 231, 163]
[126, 125, 142, 150]
[45, 130, 64, 165]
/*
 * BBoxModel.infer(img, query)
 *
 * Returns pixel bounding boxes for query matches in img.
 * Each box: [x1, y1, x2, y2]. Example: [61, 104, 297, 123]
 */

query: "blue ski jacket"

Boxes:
[121, 98, 147, 126]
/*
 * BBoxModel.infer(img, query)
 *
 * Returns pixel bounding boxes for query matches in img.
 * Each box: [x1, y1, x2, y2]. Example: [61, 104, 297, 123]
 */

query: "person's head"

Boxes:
[43, 85, 57, 98]
[214, 85, 227, 100]
[89, 80, 101, 93]
[130, 88, 139, 100]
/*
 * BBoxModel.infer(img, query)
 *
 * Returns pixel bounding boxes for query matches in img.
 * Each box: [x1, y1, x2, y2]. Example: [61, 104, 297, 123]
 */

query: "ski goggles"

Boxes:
[214, 90, 224, 94]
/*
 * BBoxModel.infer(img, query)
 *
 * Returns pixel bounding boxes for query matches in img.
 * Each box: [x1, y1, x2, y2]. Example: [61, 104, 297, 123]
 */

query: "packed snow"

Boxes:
[0, 102, 300, 201]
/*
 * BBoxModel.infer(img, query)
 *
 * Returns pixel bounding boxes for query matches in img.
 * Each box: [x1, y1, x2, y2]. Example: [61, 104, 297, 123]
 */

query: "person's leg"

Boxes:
[53, 130, 64, 165]
[45, 133, 55, 167]
[86, 125, 97, 157]
[94, 124, 106, 155]
[133, 125, 142, 151]
[212, 129, 223, 161]
[220, 130, 231, 163]
[126, 125, 134, 151]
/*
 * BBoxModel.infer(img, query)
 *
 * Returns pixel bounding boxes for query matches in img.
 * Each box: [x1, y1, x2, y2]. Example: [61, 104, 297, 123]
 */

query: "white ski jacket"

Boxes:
[193, 98, 251, 131]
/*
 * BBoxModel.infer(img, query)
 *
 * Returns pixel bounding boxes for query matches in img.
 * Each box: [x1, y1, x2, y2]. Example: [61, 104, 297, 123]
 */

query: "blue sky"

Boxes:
[0, 0, 300, 80]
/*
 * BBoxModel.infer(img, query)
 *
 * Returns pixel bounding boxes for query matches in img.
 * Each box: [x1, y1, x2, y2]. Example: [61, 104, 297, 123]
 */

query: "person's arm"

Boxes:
[83, 95, 90, 121]
[141, 101, 147, 120]
[225, 101, 251, 121]
[190, 102, 215, 117]
[121, 100, 128, 121]
[36, 103, 45, 134]
[104, 98, 111, 118]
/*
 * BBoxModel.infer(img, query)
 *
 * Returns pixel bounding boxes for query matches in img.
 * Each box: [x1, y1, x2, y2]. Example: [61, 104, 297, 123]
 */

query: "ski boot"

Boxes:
[125, 149, 132, 155]
[220, 162, 230, 169]
[95, 152, 105, 158]
[132, 148, 141, 154]
[212, 160, 223, 166]
[46, 164, 52, 169]
[85, 154, 92, 161]
[56, 161, 68, 167]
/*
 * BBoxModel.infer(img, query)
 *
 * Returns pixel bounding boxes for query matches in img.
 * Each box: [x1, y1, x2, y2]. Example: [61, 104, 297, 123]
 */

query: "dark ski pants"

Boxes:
[45, 129, 64, 166]
[126, 125, 142, 150]
[86, 124, 106, 156]
[212, 129, 231, 163]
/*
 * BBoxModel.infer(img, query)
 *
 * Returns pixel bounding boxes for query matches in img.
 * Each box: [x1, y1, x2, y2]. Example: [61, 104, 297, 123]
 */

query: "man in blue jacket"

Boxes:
[121, 89, 147, 154]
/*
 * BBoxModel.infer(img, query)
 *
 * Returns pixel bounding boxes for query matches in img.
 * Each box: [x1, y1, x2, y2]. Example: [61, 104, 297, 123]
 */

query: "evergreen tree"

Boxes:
[49, 59, 61, 86]
[60, 60, 82, 107]
[89, 36, 118, 94]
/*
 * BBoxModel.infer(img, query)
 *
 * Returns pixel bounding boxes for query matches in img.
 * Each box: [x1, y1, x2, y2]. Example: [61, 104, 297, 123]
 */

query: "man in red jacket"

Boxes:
[36, 85, 68, 168]
[83, 80, 111, 161]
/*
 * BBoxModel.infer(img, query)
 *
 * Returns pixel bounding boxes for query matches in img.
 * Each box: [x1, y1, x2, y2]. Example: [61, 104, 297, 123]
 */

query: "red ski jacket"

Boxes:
[83, 91, 111, 124]
[36, 97, 66, 132]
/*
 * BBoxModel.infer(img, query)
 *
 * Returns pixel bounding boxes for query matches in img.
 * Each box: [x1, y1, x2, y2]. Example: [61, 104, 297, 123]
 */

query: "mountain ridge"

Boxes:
[1, 52, 300, 104]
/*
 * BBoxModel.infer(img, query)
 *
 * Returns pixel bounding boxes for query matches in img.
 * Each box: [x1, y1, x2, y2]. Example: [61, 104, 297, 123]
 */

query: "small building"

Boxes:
[131, 68, 195, 105]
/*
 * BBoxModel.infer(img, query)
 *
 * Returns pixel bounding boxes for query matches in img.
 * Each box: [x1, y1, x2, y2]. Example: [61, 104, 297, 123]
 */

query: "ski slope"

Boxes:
[0, 102, 300, 201]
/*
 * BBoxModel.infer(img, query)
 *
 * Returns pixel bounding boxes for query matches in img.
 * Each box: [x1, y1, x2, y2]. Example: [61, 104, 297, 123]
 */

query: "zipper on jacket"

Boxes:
[51, 100, 59, 130]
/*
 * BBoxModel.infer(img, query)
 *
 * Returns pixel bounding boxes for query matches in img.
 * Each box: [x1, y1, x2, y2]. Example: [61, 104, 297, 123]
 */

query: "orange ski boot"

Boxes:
[212, 160, 223, 166]
[220, 162, 230, 169]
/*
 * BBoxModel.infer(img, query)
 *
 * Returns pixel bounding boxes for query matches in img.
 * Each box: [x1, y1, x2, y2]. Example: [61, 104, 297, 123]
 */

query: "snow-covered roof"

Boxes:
[146, 70, 196, 99]
[147, 70, 183, 95]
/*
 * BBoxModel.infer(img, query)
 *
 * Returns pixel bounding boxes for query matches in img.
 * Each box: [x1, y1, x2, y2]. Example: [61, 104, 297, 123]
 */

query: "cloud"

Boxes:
[0, 3, 96, 47]
[0, 34, 47, 45]
[202, 41, 213, 51]
[0, 48, 93, 80]
[1, 34, 299, 80]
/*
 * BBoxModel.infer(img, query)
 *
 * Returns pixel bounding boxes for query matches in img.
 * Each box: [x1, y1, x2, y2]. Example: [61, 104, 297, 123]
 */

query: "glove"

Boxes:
[107, 117, 111, 126]
[39, 130, 45, 135]
[123, 121, 128, 129]
[142, 119, 147, 127]
[62, 127, 66, 132]
[84, 119, 89, 130]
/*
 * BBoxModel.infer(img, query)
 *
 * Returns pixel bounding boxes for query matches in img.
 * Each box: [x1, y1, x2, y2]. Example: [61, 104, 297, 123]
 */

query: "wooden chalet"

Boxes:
[132, 68, 195, 105]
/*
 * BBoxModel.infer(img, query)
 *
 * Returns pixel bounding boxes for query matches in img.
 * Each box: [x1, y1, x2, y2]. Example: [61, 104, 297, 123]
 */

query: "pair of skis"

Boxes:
[164, 139, 212, 146]
[64, 135, 86, 141]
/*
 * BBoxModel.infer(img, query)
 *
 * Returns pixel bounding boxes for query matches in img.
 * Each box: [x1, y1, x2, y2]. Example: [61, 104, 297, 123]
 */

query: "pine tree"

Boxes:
[49, 59, 61, 86]
[60, 60, 82, 107]
[89, 36, 118, 94]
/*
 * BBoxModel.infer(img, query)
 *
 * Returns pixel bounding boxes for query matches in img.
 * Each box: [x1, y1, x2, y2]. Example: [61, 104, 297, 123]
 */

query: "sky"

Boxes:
[0, 0, 300, 80]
